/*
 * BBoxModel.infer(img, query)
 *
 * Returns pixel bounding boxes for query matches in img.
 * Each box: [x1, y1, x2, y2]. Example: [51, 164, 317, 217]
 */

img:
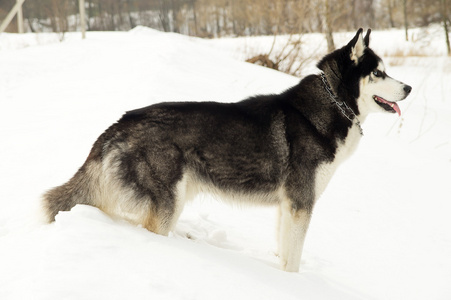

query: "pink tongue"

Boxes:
[393, 103, 401, 116]
[377, 96, 401, 116]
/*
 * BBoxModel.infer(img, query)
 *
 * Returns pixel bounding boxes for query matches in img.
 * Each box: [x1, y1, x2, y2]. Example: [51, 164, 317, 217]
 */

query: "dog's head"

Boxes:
[318, 29, 412, 118]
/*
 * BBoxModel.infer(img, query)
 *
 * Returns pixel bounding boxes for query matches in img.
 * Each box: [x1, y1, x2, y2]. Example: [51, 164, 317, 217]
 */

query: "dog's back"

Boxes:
[43, 97, 292, 233]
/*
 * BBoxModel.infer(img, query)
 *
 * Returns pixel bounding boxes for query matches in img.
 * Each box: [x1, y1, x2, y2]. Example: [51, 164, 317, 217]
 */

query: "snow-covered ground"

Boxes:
[0, 27, 450, 300]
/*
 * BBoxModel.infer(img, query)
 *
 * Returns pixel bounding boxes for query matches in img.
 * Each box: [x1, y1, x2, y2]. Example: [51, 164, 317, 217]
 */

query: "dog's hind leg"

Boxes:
[278, 199, 312, 272]
[129, 193, 182, 236]
[134, 191, 183, 236]
[141, 172, 197, 236]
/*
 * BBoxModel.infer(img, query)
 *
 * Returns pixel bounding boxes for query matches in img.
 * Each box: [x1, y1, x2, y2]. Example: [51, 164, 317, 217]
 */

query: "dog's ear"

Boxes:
[364, 29, 371, 47]
[348, 28, 365, 64]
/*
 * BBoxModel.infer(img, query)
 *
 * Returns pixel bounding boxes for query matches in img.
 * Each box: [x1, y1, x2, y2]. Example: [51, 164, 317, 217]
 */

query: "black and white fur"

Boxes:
[42, 29, 411, 272]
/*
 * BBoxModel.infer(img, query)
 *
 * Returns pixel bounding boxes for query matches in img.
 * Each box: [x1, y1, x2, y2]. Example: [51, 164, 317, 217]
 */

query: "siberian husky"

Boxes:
[43, 29, 411, 272]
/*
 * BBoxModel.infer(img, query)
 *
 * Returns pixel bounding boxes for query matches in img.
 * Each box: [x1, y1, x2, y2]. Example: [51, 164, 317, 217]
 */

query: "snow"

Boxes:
[1, 27, 450, 299]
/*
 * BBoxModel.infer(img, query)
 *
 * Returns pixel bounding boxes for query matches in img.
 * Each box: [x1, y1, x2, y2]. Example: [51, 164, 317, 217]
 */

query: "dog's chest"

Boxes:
[314, 125, 362, 200]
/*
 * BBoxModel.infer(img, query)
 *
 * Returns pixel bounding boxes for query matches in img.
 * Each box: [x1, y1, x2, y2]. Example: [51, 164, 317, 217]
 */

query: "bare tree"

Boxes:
[441, 0, 451, 55]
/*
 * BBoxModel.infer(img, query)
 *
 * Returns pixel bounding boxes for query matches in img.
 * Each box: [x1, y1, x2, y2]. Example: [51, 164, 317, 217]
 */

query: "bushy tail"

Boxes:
[42, 162, 99, 222]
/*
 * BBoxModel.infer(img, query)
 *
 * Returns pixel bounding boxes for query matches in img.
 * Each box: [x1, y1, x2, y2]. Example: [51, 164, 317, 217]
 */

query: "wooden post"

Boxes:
[79, 0, 86, 39]
[17, 0, 24, 33]
[0, 0, 25, 34]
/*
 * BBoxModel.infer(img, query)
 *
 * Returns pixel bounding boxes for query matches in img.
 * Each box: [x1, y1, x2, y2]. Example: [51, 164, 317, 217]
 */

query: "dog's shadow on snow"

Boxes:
[171, 212, 281, 270]
[173, 213, 244, 251]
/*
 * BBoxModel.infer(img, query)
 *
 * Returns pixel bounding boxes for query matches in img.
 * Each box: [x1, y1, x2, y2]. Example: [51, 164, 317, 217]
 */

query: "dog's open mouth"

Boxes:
[373, 95, 401, 116]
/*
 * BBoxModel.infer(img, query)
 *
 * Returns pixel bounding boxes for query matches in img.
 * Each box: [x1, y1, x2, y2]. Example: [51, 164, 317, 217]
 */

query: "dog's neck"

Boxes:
[320, 72, 363, 136]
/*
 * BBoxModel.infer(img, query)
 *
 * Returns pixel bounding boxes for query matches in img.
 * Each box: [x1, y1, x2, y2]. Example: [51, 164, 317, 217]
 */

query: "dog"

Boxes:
[42, 28, 411, 272]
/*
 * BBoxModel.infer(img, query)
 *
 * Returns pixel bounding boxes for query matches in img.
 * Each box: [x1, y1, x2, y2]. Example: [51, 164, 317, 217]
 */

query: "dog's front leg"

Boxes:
[278, 201, 312, 272]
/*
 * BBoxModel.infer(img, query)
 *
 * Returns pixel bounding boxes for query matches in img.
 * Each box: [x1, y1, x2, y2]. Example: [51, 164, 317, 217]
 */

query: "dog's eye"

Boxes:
[373, 70, 382, 77]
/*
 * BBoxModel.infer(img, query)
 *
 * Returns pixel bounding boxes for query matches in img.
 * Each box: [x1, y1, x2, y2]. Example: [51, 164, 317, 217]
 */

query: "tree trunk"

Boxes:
[87, 0, 93, 31]
[367, 0, 375, 28]
[215, 6, 221, 37]
[324, 0, 335, 52]
[403, 0, 408, 41]
[231, 0, 237, 35]
[110, 2, 116, 31]
[441, 0, 451, 55]
[159, 0, 170, 32]
[387, 0, 395, 28]
[351, 0, 357, 30]
[191, 0, 197, 36]
[126, 0, 135, 29]
[171, 0, 179, 33]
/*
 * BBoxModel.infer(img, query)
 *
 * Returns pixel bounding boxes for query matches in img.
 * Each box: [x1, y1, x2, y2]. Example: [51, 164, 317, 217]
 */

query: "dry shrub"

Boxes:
[245, 34, 317, 77]
[384, 47, 431, 66]
[246, 55, 279, 70]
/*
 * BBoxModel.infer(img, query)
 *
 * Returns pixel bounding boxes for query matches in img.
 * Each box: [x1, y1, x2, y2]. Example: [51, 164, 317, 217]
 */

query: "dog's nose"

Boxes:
[404, 85, 412, 94]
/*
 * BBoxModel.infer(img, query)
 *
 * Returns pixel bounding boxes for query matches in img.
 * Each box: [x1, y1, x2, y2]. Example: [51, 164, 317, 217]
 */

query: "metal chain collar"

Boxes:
[320, 73, 363, 136]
